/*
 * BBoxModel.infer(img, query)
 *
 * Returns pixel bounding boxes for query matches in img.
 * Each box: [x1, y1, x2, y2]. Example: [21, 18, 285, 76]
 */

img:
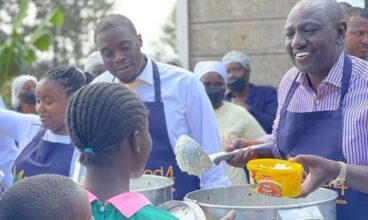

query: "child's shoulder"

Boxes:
[133, 205, 178, 220]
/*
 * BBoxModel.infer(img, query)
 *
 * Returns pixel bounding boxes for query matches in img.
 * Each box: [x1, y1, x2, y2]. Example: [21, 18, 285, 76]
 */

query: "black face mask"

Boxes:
[19, 91, 36, 106]
[205, 86, 225, 109]
[227, 77, 246, 93]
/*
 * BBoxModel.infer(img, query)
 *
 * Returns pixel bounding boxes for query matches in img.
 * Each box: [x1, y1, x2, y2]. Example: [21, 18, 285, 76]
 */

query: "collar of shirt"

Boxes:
[87, 190, 152, 218]
[43, 130, 70, 144]
[297, 52, 344, 90]
[124, 55, 154, 89]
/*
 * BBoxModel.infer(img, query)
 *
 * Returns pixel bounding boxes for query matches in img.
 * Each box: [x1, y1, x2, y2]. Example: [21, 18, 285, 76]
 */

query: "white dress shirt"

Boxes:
[0, 98, 17, 187]
[93, 56, 229, 188]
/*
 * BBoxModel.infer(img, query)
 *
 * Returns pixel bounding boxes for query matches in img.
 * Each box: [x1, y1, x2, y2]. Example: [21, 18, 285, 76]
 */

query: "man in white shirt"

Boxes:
[92, 14, 229, 199]
[0, 97, 17, 189]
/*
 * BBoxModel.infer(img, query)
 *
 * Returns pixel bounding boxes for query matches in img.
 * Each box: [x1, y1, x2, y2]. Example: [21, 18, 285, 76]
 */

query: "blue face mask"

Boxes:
[227, 77, 245, 93]
[205, 86, 225, 109]
[19, 91, 36, 106]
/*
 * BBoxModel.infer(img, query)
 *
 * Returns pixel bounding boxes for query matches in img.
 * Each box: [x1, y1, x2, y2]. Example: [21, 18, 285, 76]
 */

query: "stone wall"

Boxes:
[177, 0, 299, 87]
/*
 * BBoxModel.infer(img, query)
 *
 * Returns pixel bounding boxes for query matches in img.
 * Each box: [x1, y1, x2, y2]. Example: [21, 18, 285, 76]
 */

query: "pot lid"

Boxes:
[158, 200, 206, 220]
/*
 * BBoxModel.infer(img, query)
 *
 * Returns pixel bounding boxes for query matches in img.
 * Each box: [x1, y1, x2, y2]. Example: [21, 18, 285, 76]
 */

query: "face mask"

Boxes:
[205, 86, 225, 109]
[19, 91, 36, 106]
[227, 77, 245, 93]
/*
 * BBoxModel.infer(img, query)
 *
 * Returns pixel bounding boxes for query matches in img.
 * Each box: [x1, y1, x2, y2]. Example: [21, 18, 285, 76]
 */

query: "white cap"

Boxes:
[84, 51, 104, 73]
[193, 61, 227, 83]
[11, 75, 37, 110]
[222, 51, 252, 71]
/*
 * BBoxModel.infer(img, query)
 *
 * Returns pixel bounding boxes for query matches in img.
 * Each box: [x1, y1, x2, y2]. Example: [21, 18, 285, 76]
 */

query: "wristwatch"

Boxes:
[330, 161, 347, 187]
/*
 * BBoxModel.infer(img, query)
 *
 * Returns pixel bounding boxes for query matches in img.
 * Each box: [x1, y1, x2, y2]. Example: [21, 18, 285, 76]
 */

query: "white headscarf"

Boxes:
[222, 51, 252, 71]
[193, 61, 227, 83]
[84, 51, 104, 73]
[11, 75, 37, 110]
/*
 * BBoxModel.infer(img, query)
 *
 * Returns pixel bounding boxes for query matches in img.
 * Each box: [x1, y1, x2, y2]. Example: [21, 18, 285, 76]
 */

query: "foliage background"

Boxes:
[0, 0, 115, 106]
[0, 0, 177, 107]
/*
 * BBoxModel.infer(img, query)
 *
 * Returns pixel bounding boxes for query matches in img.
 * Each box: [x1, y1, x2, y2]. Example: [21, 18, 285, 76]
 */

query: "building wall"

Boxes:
[177, 0, 299, 87]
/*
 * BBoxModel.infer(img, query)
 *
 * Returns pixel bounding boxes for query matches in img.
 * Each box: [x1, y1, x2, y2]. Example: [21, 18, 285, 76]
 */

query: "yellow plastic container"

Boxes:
[247, 159, 303, 197]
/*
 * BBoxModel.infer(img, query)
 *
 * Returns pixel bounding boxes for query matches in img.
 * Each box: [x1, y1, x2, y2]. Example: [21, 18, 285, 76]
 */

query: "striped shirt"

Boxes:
[261, 53, 368, 165]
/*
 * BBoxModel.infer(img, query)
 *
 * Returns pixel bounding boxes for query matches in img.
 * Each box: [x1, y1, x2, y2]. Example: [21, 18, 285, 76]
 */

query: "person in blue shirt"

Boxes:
[222, 51, 278, 134]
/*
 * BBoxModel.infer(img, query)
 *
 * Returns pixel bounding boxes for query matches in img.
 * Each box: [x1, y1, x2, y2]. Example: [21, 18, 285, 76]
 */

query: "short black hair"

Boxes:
[351, 7, 368, 19]
[66, 83, 147, 165]
[41, 66, 88, 98]
[339, 2, 353, 21]
[94, 14, 137, 43]
[0, 174, 86, 220]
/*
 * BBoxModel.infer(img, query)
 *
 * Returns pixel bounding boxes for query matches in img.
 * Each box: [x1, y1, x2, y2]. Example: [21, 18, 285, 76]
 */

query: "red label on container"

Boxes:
[257, 181, 282, 197]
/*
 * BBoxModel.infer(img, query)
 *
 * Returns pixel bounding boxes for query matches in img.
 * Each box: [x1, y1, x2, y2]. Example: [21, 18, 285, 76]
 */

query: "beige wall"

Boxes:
[177, 0, 299, 87]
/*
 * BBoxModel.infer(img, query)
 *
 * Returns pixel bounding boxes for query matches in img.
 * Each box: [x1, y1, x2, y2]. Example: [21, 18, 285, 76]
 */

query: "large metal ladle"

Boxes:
[175, 135, 272, 176]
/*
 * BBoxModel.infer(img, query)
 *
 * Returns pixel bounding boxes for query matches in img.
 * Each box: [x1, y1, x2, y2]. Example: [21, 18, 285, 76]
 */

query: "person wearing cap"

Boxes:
[194, 61, 265, 185]
[222, 51, 278, 134]
[84, 51, 107, 77]
[11, 75, 37, 114]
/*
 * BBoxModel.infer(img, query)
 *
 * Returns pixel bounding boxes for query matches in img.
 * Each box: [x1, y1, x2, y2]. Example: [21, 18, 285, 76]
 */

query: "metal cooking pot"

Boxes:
[184, 185, 338, 220]
[130, 175, 174, 206]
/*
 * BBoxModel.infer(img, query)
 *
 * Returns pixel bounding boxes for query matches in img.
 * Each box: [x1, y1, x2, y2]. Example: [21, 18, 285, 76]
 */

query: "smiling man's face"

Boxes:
[285, 2, 345, 76]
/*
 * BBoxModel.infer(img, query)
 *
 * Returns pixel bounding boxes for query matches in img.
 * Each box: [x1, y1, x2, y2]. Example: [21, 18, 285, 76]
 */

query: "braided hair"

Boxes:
[94, 14, 137, 43]
[40, 66, 88, 98]
[66, 83, 148, 165]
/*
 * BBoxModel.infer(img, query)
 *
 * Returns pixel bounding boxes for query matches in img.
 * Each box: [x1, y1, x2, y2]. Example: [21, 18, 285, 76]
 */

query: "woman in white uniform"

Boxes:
[194, 61, 265, 184]
[11, 75, 37, 114]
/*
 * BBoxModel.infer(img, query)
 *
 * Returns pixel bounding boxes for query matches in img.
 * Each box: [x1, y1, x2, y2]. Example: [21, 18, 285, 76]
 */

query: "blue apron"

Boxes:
[143, 61, 200, 199]
[13, 129, 74, 182]
[277, 55, 368, 220]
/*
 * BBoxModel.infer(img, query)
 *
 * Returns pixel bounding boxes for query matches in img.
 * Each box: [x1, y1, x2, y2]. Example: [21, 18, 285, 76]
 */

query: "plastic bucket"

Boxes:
[247, 159, 303, 197]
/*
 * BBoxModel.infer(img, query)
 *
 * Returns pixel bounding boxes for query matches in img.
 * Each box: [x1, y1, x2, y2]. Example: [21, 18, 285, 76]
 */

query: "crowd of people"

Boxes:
[0, 0, 368, 219]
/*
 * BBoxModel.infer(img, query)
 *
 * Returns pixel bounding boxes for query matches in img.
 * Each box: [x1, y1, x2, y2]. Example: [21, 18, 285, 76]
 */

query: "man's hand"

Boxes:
[224, 138, 253, 167]
[290, 155, 340, 197]
[220, 210, 236, 220]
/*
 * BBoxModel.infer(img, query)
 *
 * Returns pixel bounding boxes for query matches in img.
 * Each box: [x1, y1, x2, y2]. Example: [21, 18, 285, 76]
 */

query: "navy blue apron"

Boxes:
[143, 61, 200, 199]
[277, 55, 368, 220]
[13, 129, 74, 182]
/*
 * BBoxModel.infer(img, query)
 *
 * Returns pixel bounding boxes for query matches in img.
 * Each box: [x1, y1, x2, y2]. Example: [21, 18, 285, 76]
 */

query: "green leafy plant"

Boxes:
[0, 0, 64, 106]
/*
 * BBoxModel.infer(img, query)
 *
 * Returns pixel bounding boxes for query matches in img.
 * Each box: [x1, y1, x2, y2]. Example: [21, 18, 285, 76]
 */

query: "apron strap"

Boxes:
[31, 128, 47, 144]
[151, 61, 161, 102]
[339, 55, 352, 107]
[281, 73, 300, 113]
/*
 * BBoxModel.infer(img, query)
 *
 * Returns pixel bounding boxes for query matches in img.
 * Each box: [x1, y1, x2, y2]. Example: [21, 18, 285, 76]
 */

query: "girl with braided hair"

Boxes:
[66, 82, 177, 220]
[0, 66, 87, 183]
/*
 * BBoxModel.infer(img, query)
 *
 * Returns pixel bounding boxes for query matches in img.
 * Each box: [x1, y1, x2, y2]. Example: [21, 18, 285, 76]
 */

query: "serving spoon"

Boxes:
[175, 135, 272, 176]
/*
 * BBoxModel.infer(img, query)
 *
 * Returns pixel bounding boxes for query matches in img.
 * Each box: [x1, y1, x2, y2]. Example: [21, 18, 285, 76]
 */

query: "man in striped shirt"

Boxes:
[226, 0, 368, 219]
